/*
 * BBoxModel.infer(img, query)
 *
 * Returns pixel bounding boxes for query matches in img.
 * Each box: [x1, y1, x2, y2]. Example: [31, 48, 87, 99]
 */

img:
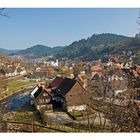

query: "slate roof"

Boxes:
[48, 77, 64, 89]
[53, 78, 77, 96]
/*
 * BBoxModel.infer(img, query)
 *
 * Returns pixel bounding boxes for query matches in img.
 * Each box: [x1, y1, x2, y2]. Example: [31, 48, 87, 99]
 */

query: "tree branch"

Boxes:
[0, 8, 10, 18]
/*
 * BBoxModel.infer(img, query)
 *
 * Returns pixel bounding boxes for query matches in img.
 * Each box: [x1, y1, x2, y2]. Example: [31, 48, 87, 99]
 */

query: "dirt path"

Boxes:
[1, 88, 9, 94]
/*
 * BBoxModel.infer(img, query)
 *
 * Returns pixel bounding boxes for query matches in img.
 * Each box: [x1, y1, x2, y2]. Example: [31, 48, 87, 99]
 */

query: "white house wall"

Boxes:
[67, 105, 87, 112]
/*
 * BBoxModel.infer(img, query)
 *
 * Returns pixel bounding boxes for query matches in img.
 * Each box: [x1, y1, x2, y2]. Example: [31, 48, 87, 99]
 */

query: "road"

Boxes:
[43, 111, 73, 125]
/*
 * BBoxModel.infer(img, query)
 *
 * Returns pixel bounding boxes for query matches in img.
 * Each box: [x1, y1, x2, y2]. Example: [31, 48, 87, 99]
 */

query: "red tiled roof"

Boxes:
[132, 70, 139, 77]
[136, 69, 140, 75]
[41, 67, 54, 75]
[78, 73, 87, 79]
[91, 65, 102, 72]
[77, 73, 87, 84]
[41, 67, 53, 71]
[114, 63, 123, 69]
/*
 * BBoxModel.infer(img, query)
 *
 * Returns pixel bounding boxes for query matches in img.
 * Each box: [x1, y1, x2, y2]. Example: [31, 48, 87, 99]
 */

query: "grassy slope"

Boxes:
[0, 80, 36, 99]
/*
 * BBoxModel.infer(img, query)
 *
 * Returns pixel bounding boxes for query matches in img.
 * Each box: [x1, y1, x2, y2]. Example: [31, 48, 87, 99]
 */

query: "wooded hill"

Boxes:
[53, 33, 140, 64]
[1, 33, 140, 64]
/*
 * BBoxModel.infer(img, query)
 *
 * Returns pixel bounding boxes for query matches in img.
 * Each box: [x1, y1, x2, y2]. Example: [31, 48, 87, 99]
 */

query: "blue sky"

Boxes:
[0, 8, 139, 50]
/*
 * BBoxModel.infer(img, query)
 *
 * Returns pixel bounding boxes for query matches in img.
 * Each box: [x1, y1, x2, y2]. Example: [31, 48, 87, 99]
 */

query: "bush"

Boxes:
[71, 111, 83, 117]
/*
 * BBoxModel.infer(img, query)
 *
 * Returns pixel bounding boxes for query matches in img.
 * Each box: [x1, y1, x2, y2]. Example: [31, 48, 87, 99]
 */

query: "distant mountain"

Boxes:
[54, 33, 132, 60]
[14, 45, 52, 57]
[13, 45, 64, 57]
[52, 46, 65, 53]
[0, 48, 19, 55]
[1, 33, 140, 64]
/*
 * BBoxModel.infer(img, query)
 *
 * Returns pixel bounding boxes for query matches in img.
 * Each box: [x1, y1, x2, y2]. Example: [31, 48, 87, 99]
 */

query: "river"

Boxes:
[0, 88, 34, 113]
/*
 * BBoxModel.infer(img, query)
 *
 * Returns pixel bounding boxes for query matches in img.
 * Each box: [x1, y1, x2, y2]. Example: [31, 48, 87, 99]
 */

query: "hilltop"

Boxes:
[54, 33, 132, 60]
[11, 45, 64, 57]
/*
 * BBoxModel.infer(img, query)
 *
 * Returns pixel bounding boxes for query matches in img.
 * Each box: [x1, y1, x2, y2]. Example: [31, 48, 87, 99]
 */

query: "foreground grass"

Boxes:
[2, 111, 112, 132]
[8, 80, 34, 93]
[0, 88, 5, 93]
[2, 111, 91, 132]
[1, 102, 112, 132]
[1, 103, 94, 132]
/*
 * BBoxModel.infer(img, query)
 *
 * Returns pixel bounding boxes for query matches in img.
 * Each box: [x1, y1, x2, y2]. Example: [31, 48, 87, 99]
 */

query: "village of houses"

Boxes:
[0, 53, 140, 132]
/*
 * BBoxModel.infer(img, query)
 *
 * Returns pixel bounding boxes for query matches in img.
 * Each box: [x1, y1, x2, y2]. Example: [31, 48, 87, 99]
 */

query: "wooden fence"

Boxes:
[0, 121, 93, 132]
[0, 121, 67, 132]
